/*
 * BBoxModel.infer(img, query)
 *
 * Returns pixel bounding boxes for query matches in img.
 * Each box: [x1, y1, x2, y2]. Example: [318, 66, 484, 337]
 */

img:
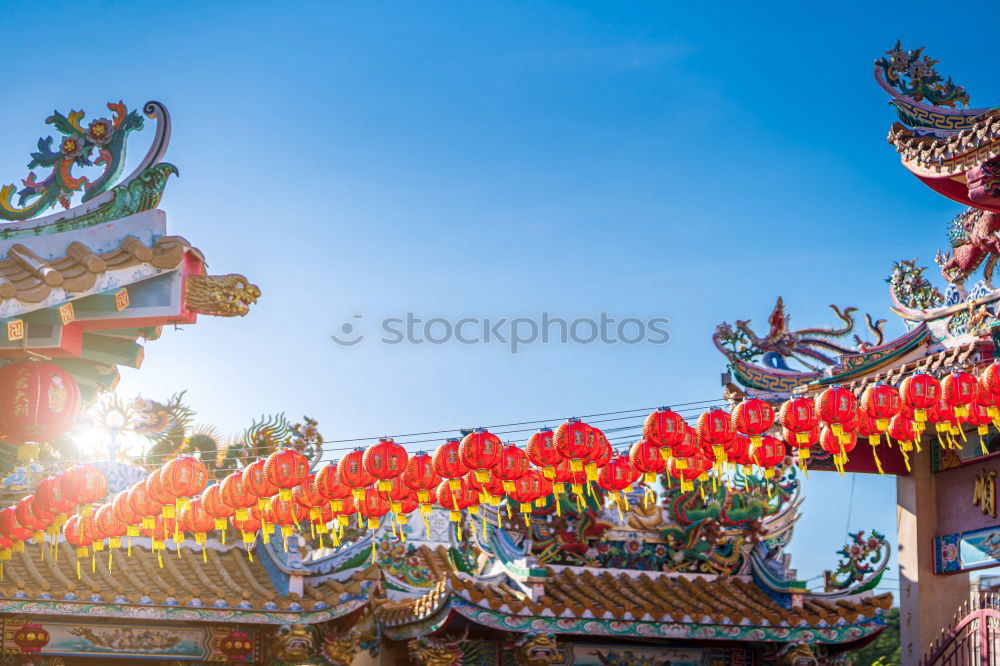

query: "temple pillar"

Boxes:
[897, 446, 969, 665]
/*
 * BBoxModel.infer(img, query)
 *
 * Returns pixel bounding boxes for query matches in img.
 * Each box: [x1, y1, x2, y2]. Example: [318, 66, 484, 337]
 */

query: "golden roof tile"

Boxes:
[0, 235, 198, 306]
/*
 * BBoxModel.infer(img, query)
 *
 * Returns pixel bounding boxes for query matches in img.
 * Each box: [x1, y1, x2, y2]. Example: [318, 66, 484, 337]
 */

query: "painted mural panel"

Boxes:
[34, 621, 209, 659]
[936, 524, 1000, 573]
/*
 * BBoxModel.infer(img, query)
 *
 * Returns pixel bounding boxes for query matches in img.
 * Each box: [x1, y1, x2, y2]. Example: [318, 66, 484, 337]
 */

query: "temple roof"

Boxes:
[375, 568, 891, 629]
[888, 109, 1000, 178]
[0, 539, 374, 624]
[819, 338, 985, 394]
[0, 235, 199, 306]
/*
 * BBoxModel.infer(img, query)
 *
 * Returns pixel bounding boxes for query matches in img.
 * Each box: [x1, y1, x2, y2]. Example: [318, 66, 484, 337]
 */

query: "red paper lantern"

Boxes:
[492, 444, 529, 494]
[94, 503, 126, 567]
[179, 497, 216, 554]
[553, 419, 593, 470]
[598, 454, 634, 493]
[221, 471, 256, 530]
[671, 425, 700, 461]
[508, 469, 544, 513]
[0, 361, 79, 449]
[433, 438, 469, 492]
[35, 474, 75, 524]
[202, 483, 236, 542]
[243, 459, 279, 521]
[779, 397, 820, 441]
[265, 497, 306, 551]
[15, 496, 48, 543]
[459, 428, 503, 482]
[161, 456, 209, 504]
[337, 448, 375, 503]
[60, 464, 107, 510]
[752, 435, 785, 477]
[363, 437, 408, 492]
[111, 489, 143, 546]
[128, 479, 163, 531]
[314, 461, 351, 518]
[402, 452, 440, 505]
[980, 363, 1000, 415]
[964, 401, 994, 438]
[356, 492, 390, 530]
[0, 507, 30, 548]
[146, 468, 177, 515]
[943, 371, 979, 418]
[436, 479, 465, 524]
[643, 407, 687, 451]
[667, 453, 710, 492]
[815, 386, 857, 430]
[695, 408, 736, 462]
[63, 514, 91, 578]
[526, 428, 561, 479]
[900, 373, 941, 423]
[264, 448, 310, 501]
[732, 398, 775, 445]
[629, 438, 666, 484]
[820, 426, 857, 472]
[861, 383, 902, 431]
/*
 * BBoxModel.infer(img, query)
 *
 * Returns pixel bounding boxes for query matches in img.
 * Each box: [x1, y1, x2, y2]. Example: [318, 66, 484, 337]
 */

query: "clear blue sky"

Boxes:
[3, 1, 998, 595]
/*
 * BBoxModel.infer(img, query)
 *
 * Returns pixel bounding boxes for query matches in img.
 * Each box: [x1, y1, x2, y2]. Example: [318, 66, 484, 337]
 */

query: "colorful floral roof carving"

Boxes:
[875, 41, 970, 110]
[0, 102, 170, 223]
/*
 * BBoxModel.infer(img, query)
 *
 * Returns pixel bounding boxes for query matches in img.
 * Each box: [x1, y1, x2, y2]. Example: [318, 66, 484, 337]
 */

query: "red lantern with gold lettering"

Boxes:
[525, 428, 561, 479]
[314, 461, 351, 515]
[179, 497, 216, 560]
[161, 456, 209, 512]
[695, 408, 736, 463]
[338, 448, 375, 504]
[900, 373, 941, 424]
[643, 407, 687, 456]
[432, 438, 468, 492]
[363, 438, 408, 492]
[63, 514, 91, 578]
[242, 459, 278, 512]
[0, 361, 79, 459]
[264, 448, 310, 501]
[553, 419, 593, 473]
[60, 464, 107, 515]
[128, 479, 162, 531]
[732, 398, 775, 447]
[492, 444, 529, 494]
[943, 370, 979, 419]
[815, 386, 857, 440]
[202, 483, 236, 543]
[460, 428, 503, 482]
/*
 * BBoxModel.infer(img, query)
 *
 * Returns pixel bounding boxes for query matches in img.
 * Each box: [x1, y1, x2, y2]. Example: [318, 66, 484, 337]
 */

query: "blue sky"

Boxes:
[3, 1, 998, 595]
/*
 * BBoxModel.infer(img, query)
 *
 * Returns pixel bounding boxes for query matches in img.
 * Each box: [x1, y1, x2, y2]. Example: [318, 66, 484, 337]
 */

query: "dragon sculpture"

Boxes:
[502, 633, 559, 666]
[129, 392, 230, 472]
[408, 628, 491, 666]
[510, 470, 797, 576]
[185, 274, 261, 318]
[127, 394, 323, 476]
[715, 297, 884, 372]
[935, 208, 1000, 285]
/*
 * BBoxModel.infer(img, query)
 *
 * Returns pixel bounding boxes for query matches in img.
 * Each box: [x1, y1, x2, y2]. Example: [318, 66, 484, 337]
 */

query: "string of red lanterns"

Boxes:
[0, 361, 997, 576]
